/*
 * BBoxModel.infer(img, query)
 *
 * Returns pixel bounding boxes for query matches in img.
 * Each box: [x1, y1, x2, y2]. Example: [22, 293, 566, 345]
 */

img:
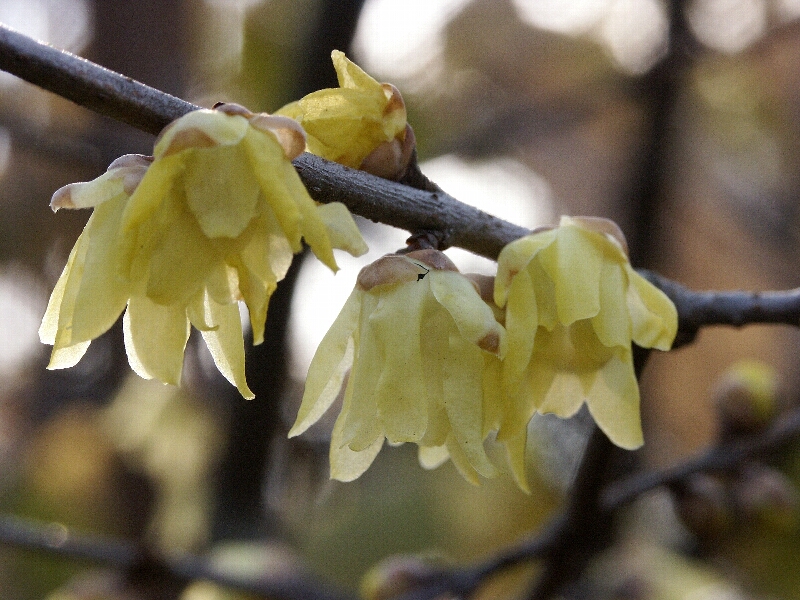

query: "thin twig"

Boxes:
[642, 271, 800, 347]
[600, 405, 800, 510]
[0, 513, 355, 600]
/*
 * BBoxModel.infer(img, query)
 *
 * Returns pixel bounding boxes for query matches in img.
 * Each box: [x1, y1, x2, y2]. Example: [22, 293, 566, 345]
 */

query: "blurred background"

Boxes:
[0, 0, 799, 598]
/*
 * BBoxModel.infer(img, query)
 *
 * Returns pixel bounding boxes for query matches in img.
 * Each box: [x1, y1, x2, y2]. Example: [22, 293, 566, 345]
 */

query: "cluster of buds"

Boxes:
[673, 361, 799, 543]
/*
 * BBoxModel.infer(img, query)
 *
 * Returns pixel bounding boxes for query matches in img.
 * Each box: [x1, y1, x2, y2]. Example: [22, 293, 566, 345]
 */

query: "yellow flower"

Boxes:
[289, 250, 507, 484]
[494, 216, 677, 485]
[40, 104, 367, 399]
[276, 50, 414, 179]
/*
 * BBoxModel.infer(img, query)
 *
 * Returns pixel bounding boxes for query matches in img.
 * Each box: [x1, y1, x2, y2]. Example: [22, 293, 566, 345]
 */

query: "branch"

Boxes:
[600, 404, 800, 510]
[0, 513, 356, 600]
[642, 271, 800, 347]
[0, 23, 530, 261]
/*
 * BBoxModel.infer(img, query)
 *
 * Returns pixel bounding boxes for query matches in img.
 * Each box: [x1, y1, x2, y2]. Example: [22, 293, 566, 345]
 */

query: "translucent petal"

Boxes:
[278, 158, 338, 271]
[145, 203, 220, 306]
[290, 289, 362, 437]
[339, 293, 383, 449]
[242, 128, 303, 250]
[69, 195, 132, 343]
[591, 262, 631, 349]
[47, 341, 91, 369]
[585, 350, 643, 449]
[503, 431, 531, 493]
[418, 444, 450, 470]
[315, 202, 369, 257]
[123, 295, 190, 385]
[503, 267, 538, 390]
[195, 293, 254, 399]
[183, 145, 260, 239]
[430, 271, 505, 357]
[330, 411, 384, 482]
[494, 230, 556, 308]
[120, 154, 183, 232]
[371, 283, 428, 444]
[443, 333, 497, 479]
[39, 237, 82, 346]
[332, 49, 381, 90]
[626, 267, 678, 350]
[539, 224, 602, 325]
[444, 434, 481, 486]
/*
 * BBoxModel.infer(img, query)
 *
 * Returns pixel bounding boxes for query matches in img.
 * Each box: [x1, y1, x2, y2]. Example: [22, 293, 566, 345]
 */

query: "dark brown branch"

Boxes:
[0, 513, 355, 600]
[600, 404, 800, 511]
[0, 22, 530, 261]
[642, 270, 800, 347]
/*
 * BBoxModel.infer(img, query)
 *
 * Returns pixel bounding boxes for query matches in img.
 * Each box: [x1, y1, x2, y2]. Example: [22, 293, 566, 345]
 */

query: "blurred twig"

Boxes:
[601, 404, 800, 510]
[0, 514, 356, 600]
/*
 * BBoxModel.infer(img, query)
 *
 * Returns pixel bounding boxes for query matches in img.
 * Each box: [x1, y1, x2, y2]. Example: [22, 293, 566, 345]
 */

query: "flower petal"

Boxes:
[290, 289, 362, 437]
[585, 350, 643, 449]
[626, 267, 678, 350]
[195, 292, 254, 399]
[315, 202, 369, 257]
[123, 295, 190, 385]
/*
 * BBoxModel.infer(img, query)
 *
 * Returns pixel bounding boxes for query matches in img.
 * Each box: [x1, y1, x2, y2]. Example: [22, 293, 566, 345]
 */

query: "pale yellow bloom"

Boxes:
[494, 216, 677, 486]
[277, 50, 414, 179]
[289, 250, 507, 484]
[40, 105, 367, 398]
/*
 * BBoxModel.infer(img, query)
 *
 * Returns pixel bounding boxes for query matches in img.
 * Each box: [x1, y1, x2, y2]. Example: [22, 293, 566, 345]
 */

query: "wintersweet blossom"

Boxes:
[40, 104, 367, 398]
[276, 50, 414, 180]
[494, 216, 677, 485]
[289, 250, 507, 484]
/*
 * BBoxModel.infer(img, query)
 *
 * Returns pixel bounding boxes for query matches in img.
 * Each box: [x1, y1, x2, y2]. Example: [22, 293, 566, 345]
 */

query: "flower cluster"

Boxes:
[40, 103, 367, 398]
[293, 217, 677, 490]
[289, 250, 506, 484]
[40, 49, 678, 492]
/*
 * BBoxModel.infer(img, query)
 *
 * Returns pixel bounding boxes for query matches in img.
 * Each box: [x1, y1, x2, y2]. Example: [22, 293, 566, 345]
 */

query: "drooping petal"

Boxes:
[315, 202, 369, 257]
[290, 289, 361, 437]
[591, 261, 631, 349]
[539, 224, 602, 325]
[443, 333, 497, 479]
[372, 282, 428, 444]
[194, 292, 254, 399]
[123, 295, 190, 385]
[494, 230, 555, 308]
[330, 402, 384, 482]
[183, 145, 261, 239]
[68, 195, 132, 344]
[503, 267, 538, 390]
[585, 350, 643, 449]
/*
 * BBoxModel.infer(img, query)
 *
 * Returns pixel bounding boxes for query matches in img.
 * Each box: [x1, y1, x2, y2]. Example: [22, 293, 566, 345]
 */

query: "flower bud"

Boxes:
[713, 360, 780, 439]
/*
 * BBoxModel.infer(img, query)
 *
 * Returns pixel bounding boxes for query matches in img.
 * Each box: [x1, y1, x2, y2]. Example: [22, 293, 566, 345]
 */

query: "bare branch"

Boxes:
[0, 514, 356, 600]
[600, 404, 800, 510]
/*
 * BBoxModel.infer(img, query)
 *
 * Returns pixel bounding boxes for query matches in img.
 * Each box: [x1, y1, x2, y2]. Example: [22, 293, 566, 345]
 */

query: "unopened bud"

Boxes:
[713, 361, 779, 439]
[360, 123, 416, 180]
